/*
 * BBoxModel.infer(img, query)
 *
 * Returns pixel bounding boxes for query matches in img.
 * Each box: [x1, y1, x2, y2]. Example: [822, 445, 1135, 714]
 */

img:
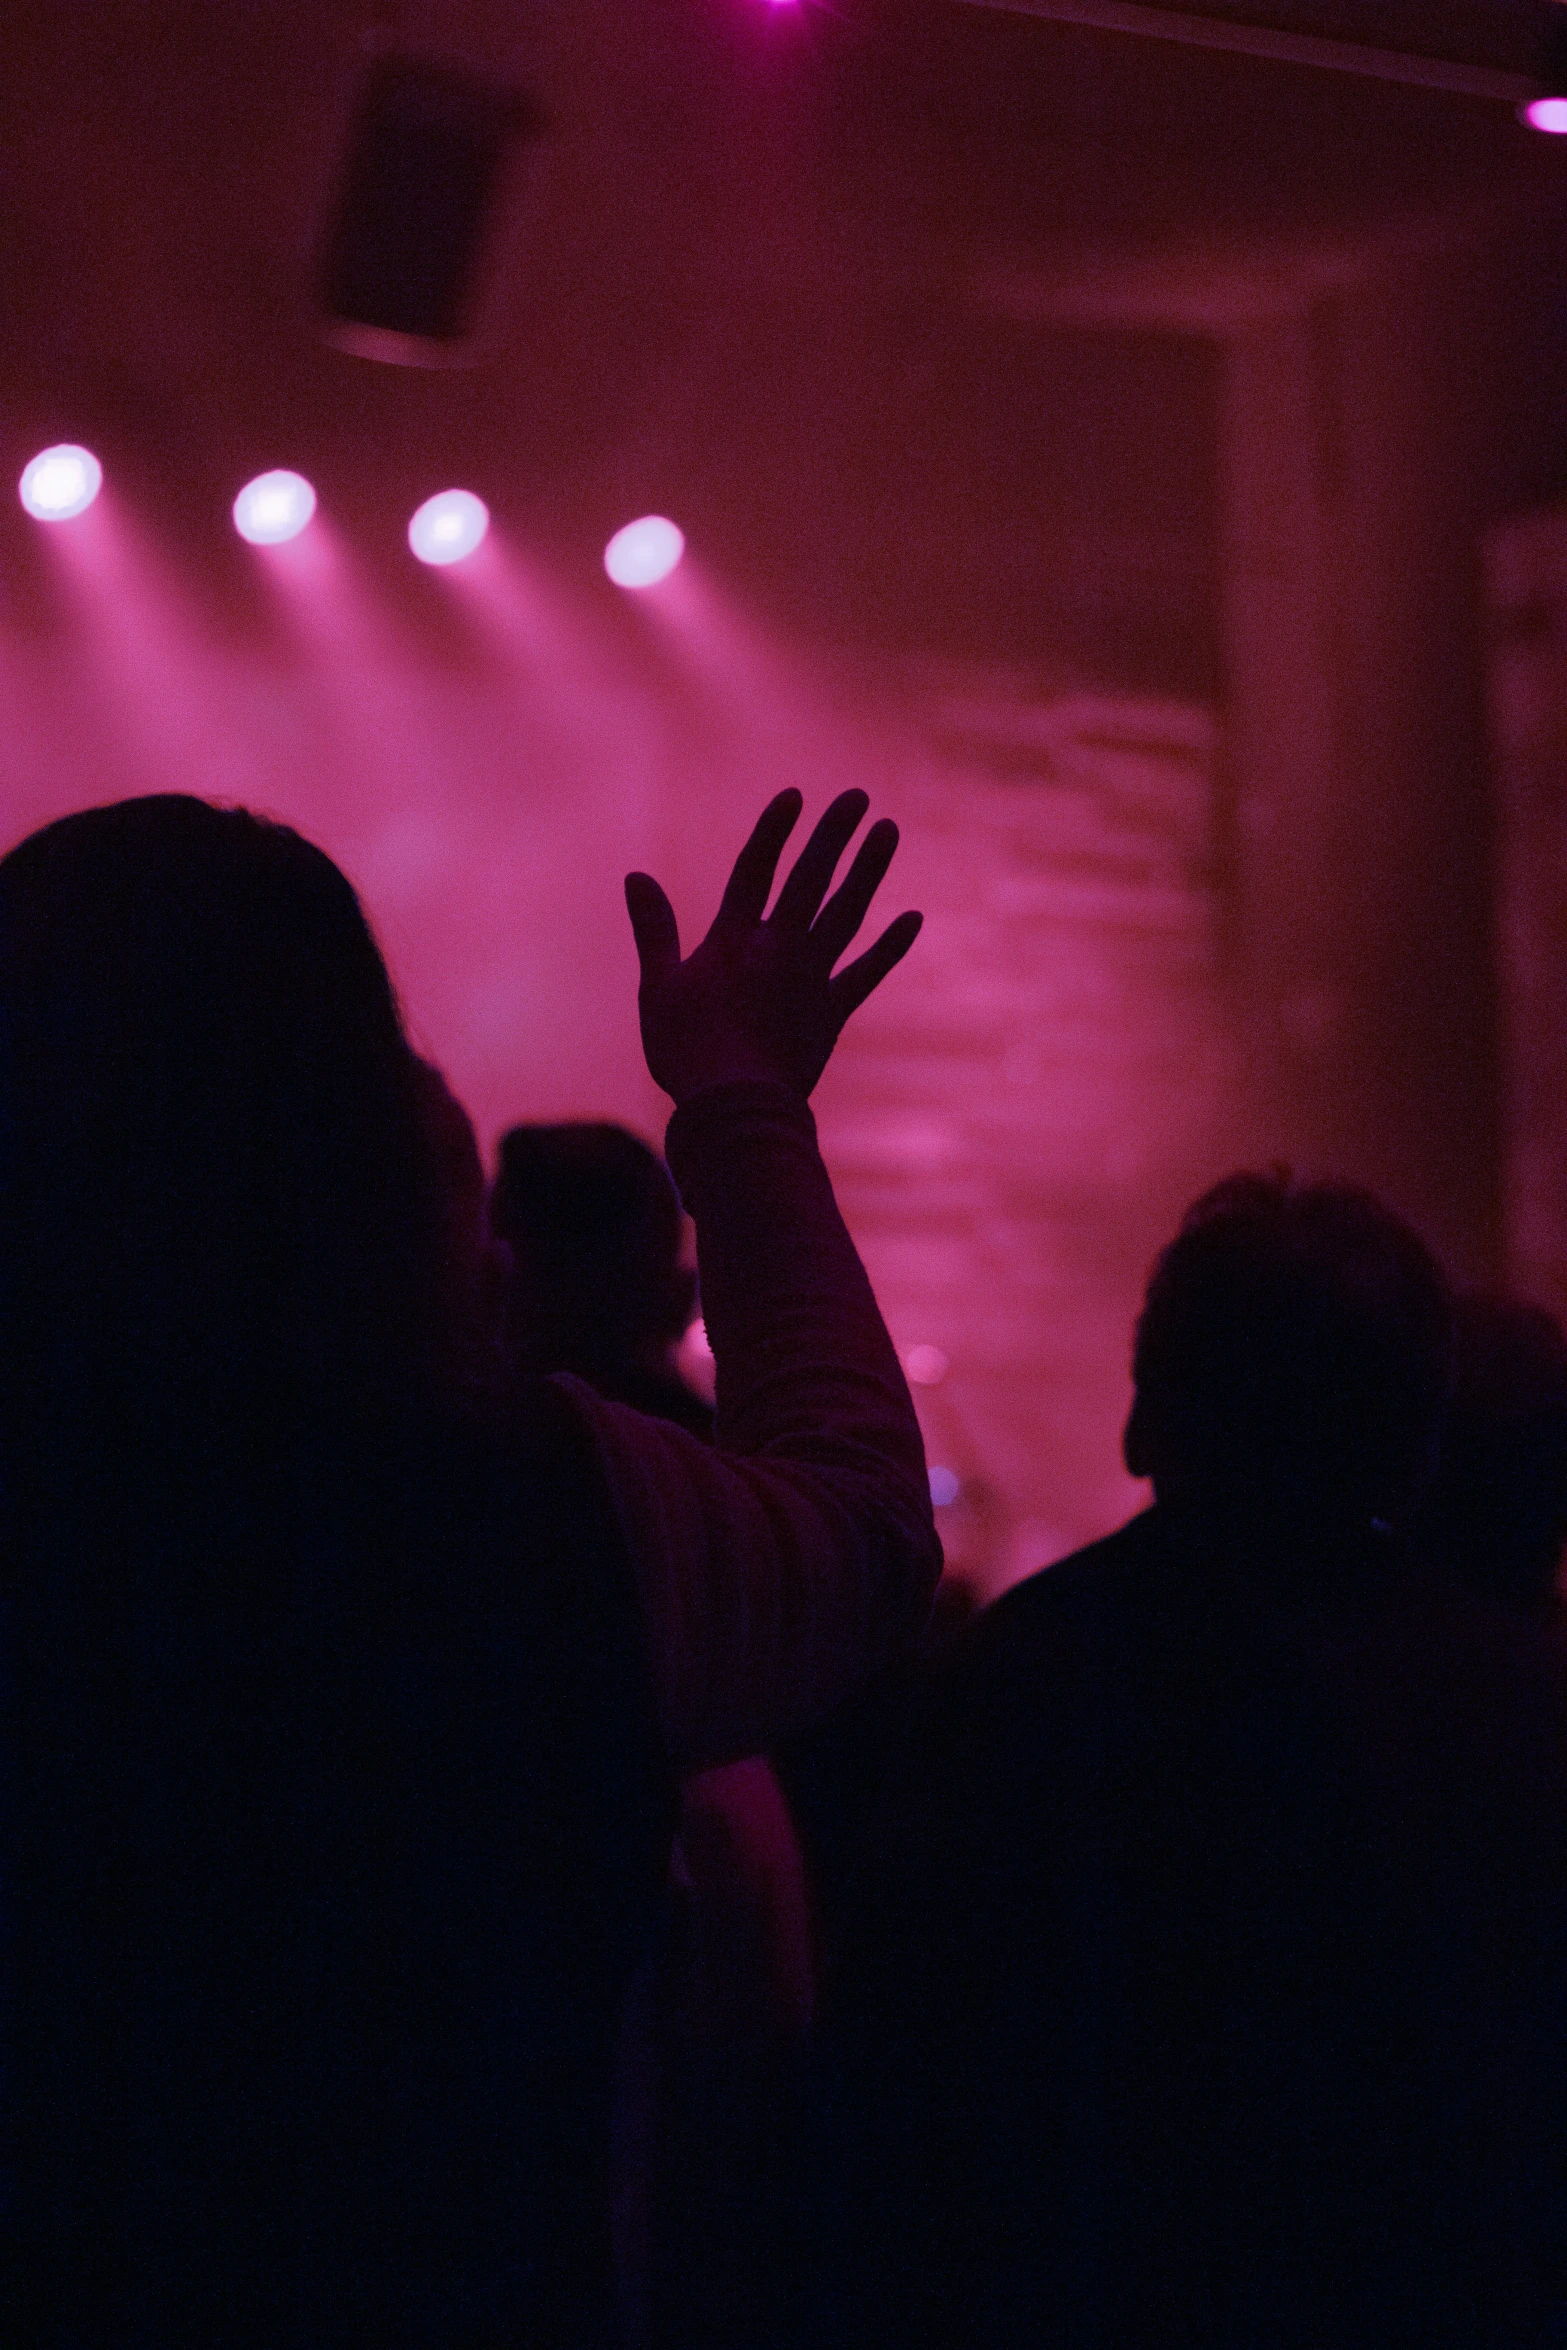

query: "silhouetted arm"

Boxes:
[558, 791, 938, 1772]
[560, 1078, 939, 1771]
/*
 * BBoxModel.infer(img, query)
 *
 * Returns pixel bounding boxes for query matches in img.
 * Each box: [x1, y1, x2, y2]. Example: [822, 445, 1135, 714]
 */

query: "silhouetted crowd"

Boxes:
[3, 790, 1564, 2349]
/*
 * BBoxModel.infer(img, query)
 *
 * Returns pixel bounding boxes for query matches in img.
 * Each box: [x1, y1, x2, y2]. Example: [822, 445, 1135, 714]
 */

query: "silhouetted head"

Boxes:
[1125, 1170, 1452, 1533]
[0, 794, 470, 1453]
[1413, 1292, 1567, 1614]
[490, 1122, 694, 1383]
[408, 1053, 512, 1370]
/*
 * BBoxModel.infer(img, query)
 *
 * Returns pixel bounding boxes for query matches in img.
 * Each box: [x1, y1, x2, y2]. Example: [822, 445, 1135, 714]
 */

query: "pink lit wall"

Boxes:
[0, 504, 1233, 1586]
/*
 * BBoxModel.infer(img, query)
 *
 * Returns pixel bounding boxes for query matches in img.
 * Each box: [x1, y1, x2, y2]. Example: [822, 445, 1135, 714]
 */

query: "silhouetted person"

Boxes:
[1414, 1291, 1567, 1621]
[409, 1050, 513, 1381]
[491, 1121, 713, 1438]
[0, 785, 936, 2350]
[822, 1172, 1567, 2350]
[489, 1121, 826, 2348]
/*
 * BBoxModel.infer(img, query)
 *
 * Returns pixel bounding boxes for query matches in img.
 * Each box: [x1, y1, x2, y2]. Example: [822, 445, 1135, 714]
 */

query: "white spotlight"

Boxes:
[409, 488, 489, 566]
[604, 514, 684, 589]
[19, 444, 102, 522]
[233, 470, 316, 546]
[1523, 94, 1567, 131]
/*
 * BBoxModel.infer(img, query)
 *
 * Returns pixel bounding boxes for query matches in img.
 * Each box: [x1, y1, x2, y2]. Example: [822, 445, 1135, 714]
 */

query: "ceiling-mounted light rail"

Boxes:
[951, 0, 1535, 102]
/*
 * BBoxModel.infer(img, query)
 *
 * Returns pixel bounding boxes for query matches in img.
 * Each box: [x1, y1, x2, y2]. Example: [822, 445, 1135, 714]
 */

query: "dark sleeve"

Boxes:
[554, 1079, 942, 1773]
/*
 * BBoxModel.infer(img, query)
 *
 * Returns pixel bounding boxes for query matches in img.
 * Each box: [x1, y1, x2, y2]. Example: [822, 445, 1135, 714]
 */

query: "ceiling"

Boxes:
[1, 0, 1559, 371]
[0, 0, 1561, 670]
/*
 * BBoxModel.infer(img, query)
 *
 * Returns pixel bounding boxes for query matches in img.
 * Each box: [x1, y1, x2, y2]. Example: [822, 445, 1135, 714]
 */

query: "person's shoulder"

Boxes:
[970, 1509, 1162, 1653]
[905, 1512, 1161, 1751]
[357, 1385, 631, 1623]
[1398, 1566, 1567, 1732]
[584, 1362, 717, 1442]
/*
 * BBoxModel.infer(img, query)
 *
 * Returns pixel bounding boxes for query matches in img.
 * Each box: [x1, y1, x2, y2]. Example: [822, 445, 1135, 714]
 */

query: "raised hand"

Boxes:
[624, 789, 923, 1105]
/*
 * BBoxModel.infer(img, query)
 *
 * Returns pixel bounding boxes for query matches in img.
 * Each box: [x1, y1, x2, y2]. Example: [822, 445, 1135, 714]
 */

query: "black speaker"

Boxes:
[319, 54, 537, 364]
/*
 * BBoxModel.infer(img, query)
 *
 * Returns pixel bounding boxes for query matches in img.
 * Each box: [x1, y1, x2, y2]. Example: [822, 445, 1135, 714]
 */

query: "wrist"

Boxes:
[660, 1048, 804, 1105]
[665, 1078, 820, 1208]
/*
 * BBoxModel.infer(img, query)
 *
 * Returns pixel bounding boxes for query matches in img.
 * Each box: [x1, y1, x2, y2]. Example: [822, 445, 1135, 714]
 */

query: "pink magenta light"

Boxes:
[1523, 95, 1567, 131]
[409, 489, 489, 566]
[233, 470, 316, 546]
[604, 515, 685, 589]
[19, 444, 102, 522]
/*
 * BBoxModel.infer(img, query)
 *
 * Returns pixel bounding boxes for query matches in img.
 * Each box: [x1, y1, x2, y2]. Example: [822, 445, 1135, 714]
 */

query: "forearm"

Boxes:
[563, 1081, 940, 1772]
[667, 1081, 923, 1475]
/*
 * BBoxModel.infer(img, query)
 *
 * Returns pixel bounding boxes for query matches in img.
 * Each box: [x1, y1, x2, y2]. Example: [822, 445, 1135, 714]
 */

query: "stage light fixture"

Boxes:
[604, 515, 684, 589]
[233, 471, 317, 546]
[1523, 4, 1567, 128]
[19, 445, 102, 521]
[409, 488, 489, 565]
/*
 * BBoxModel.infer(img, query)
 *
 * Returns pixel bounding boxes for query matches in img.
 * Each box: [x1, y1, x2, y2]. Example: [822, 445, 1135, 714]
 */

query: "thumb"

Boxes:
[624, 872, 681, 991]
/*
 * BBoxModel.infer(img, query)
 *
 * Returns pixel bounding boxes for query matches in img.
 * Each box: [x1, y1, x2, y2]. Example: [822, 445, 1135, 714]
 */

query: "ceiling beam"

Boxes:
[951, 0, 1535, 101]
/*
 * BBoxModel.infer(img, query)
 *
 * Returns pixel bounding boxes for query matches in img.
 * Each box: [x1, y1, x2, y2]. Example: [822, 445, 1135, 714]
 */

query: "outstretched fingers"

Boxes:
[827, 908, 924, 1023]
[624, 872, 682, 991]
[810, 817, 900, 967]
[767, 789, 871, 932]
[715, 788, 805, 928]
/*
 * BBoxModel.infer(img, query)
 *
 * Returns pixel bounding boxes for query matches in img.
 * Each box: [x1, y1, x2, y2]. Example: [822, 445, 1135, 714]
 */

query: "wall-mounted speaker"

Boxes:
[319, 53, 538, 366]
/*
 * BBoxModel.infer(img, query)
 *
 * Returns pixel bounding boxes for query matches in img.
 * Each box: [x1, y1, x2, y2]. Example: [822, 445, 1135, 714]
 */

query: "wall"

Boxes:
[1489, 500, 1567, 1321]
[1220, 209, 1567, 1285]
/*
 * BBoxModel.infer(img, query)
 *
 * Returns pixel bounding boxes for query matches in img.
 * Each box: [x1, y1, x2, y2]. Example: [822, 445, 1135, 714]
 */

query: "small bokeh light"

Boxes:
[233, 470, 317, 546]
[928, 1465, 962, 1509]
[19, 445, 103, 522]
[604, 514, 684, 589]
[409, 488, 489, 566]
[1522, 95, 1567, 131]
[905, 1343, 950, 1387]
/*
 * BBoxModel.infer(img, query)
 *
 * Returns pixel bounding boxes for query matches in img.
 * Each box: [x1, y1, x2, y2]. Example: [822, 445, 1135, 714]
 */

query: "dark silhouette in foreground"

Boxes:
[1414, 1290, 1567, 1621]
[489, 1115, 808, 2350]
[824, 1172, 1567, 2350]
[0, 787, 934, 2350]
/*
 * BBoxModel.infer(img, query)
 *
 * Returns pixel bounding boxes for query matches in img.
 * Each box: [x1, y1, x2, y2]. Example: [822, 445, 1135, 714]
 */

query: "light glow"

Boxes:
[929, 1466, 962, 1508]
[20, 445, 102, 522]
[905, 1343, 950, 1387]
[675, 1315, 716, 1406]
[233, 470, 317, 546]
[1522, 95, 1567, 131]
[409, 489, 489, 566]
[604, 514, 684, 589]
